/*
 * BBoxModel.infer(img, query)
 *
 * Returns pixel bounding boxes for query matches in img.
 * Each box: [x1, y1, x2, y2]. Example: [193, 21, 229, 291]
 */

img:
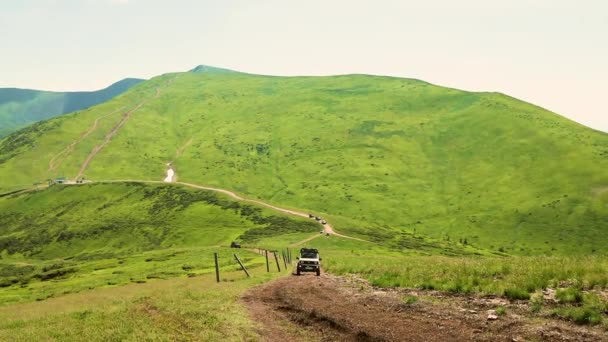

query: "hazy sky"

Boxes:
[1, 0, 607, 132]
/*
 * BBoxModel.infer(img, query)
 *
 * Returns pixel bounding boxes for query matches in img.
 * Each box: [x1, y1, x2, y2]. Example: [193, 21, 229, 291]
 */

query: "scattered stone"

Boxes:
[468, 310, 478, 314]
[487, 314, 498, 320]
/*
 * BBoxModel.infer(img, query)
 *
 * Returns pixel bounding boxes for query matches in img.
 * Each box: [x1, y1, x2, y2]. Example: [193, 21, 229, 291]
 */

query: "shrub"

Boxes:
[495, 306, 506, 316]
[556, 287, 583, 304]
[419, 282, 436, 290]
[402, 296, 418, 305]
[504, 288, 530, 301]
[529, 294, 544, 313]
[446, 281, 472, 294]
[553, 307, 603, 325]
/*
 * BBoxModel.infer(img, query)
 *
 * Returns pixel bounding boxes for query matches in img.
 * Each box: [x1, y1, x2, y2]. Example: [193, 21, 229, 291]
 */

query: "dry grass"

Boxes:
[0, 267, 282, 341]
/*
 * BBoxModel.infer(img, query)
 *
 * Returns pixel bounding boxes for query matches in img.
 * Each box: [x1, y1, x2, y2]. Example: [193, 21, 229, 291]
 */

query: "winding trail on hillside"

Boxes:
[48, 107, 126, 173]
[88, 179, 365, 242]
[177, 181, 365, 241]
[75, 88, 161, 179]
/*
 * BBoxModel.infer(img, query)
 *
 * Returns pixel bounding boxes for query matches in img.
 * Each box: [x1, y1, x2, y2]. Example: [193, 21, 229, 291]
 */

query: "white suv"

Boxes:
[296, 248, 321, 276]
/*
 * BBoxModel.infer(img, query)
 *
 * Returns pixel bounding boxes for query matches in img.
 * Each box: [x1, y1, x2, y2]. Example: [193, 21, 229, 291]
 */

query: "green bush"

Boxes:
[553, 307, 603, 325]
[402, 296, 418, 305]
[529, 294, 544, 313]
[556, 287, 583, 304]
[504, 288, 530, 300]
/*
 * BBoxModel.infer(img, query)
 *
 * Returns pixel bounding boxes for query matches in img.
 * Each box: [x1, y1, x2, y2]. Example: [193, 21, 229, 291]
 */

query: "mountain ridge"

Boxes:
[0, 78, 144, 137]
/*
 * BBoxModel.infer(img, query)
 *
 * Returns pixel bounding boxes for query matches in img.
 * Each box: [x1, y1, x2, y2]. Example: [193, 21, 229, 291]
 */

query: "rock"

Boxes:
[468, 310, 478, 314]
[487, 314, 498, 320]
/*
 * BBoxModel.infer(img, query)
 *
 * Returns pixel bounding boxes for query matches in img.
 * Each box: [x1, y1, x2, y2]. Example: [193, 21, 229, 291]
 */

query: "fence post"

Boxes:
[214, 252, 220, 283]
[234, 254, 251, 278]
[265, 249, 270, 272]
[273, 251, 281, 272]
[282, 251, 287, 269]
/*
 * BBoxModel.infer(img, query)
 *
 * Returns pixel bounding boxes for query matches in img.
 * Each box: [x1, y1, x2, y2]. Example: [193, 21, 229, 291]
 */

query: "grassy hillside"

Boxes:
[0, 182, 321, 304]
[0, 78, 143, 137]
[0, 68, 606, 255]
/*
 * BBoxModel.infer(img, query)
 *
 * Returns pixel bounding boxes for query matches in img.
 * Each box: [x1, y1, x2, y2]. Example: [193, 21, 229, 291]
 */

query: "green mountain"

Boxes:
[0, 68, 607, 255]
[0, 78, 144, 137]
[189, 64, 239, 74]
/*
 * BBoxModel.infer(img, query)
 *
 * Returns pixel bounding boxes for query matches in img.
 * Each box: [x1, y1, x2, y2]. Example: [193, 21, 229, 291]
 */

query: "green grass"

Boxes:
[0, 267, 282, 341]
[0, 182, 318, 305]
[553, 304, 605, 326]
[556, 287, 584, 304]
[0, 181, 311, 339]
[0, 69, 606, 254]
[2, 67, 607, 338]
[318, 238, 608, 296]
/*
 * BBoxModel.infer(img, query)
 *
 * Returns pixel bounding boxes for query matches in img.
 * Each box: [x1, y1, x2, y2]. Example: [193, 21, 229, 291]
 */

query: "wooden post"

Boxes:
[282, 251, 287, 269]
[265, 250, 270, 272]
[234, 254, 250, 278]
[273, 251, 281, 272]
[214, 252, 220, 283]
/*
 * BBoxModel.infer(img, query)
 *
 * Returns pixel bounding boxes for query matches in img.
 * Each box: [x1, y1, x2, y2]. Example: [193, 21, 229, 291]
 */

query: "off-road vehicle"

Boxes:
[296, 248, 321, 276]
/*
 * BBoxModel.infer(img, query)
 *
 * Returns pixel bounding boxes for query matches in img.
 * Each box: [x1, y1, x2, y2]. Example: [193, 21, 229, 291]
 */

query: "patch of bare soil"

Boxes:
[242, 273, 608, 342]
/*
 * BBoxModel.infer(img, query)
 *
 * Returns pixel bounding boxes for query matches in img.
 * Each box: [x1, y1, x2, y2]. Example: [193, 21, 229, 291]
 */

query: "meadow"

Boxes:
[0, 183, 316, 305]
[0, 67, 607, 337]
[0, 266, 282, 341]
[0, 69, 606, 255]
[0, 182, 606, 336]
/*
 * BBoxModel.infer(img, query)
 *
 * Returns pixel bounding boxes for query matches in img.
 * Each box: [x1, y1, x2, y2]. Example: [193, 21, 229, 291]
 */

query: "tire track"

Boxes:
[75, 88, 161, 179]
[48, 107, 125, 173]
[173, 137, 193, 160]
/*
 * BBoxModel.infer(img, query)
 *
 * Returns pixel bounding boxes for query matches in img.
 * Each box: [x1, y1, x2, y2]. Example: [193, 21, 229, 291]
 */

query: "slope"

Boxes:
[0, 69, 607, 255]
[0, 182, 321, 304]
[0, 78, 144, 137]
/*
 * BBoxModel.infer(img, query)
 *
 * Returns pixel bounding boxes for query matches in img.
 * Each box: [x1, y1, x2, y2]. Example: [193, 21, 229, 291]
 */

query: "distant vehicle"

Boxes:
[308, 214, 314, 218]
[296, 248, 321, 276]
[230, 241, 241, 248]
[314, 216, 321, 221]
[321, 220, 327, 225]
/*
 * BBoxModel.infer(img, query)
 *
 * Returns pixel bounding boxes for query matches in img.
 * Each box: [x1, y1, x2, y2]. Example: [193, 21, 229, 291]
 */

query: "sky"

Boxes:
[1, 0, 607, 132]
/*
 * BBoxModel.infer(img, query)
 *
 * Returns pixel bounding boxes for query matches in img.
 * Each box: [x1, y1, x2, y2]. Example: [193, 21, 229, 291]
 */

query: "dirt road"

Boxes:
[243, 273, 608, 342]
[89, 179, 363, 242]
[177, 181, 365, 242]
